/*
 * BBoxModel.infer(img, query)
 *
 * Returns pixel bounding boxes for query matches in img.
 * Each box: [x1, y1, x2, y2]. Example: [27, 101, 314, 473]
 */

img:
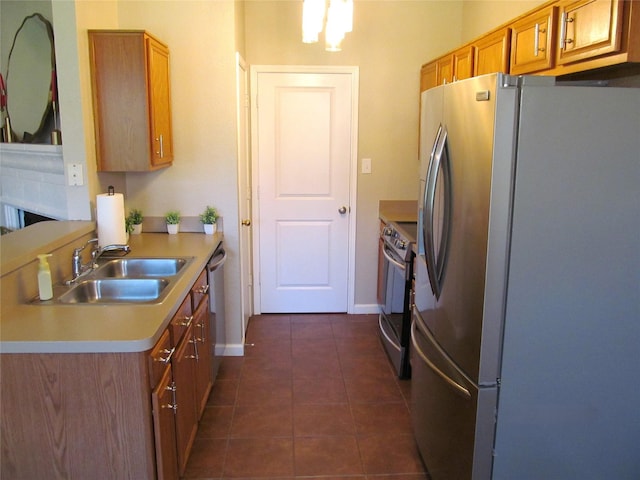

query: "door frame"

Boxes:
[236, 52, 252, 341]
[249, 65, 359, 314]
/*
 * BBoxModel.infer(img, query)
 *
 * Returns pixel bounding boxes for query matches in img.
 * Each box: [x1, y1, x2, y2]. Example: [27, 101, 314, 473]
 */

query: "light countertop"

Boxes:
[0, 228, 221, 354]
[379, 199, 418, 224]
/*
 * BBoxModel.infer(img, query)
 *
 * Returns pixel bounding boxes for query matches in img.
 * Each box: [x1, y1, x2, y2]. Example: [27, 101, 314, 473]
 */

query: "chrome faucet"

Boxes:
[70, 238, 99, 282]
[69, 239, 131, 283]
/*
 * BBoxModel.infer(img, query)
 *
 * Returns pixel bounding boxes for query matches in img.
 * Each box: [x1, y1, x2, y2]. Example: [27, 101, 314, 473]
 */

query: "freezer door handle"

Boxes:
[411, 313, 471, 399]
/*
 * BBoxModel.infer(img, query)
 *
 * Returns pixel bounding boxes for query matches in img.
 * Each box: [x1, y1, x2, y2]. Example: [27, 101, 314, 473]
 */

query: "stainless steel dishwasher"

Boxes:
[207, 242, 226, 378]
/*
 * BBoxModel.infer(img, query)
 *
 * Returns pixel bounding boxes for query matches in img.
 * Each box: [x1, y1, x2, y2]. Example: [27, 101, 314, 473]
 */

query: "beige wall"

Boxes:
[47, 0, 611, 350]
[244, 0, 465, 308]
[460, 0, 545, 42]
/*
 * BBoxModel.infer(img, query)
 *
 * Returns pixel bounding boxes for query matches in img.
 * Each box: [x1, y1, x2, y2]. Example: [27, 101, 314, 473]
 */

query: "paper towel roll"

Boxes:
[96, 192, 127, 247]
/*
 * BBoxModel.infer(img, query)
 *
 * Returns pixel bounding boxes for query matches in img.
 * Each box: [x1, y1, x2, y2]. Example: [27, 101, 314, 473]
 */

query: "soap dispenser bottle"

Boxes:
[37, 254, 53, 301]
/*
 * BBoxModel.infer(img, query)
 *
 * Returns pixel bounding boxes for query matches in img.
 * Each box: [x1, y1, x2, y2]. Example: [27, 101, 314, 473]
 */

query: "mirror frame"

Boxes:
[5, 12, 56, 143]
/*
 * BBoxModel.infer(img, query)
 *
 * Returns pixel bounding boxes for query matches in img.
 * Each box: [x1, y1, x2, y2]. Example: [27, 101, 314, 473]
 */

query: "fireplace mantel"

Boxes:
[0, 144, 69, 226]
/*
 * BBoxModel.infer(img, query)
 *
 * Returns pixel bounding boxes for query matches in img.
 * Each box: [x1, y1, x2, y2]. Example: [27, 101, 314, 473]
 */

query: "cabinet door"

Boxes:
[193, 299, 213, 418]
[420, 62, 438, 92]
[152, 364, 179, 480]
[172, 322, 198, 476]
[510, 6, 557, 74]
[89, 31, 150, 172]
[474, 28, 511, 76]
[436, 55, 454, 85]
[557, 0, 624, 65]
[147, 36, 174, 168]
[453, 46, 475, 81]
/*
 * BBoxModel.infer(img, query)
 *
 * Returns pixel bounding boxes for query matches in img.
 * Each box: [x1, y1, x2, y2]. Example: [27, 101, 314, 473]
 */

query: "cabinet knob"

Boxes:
[242, 219, 251, 226]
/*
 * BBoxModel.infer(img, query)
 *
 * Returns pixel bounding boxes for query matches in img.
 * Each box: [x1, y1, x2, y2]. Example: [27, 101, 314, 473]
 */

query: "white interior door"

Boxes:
[251, 67, 358, 313]
[236, 53, 252, 339]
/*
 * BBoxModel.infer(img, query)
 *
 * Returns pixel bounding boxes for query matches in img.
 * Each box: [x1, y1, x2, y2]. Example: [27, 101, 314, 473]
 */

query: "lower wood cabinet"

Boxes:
[152, 267, 212, 478]
[152, 363, 179, 480]
[172, 321, 199, 476]
[0, 266, 214, 480]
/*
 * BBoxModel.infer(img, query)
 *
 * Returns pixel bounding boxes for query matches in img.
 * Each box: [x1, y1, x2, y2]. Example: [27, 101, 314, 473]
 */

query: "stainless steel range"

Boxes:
[378, 221, 416, 379]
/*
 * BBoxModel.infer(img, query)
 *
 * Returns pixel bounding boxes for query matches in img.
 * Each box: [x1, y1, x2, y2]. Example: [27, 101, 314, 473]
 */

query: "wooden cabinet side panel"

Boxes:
[89, 32, 152, 172]
[0, 353, 155, 479]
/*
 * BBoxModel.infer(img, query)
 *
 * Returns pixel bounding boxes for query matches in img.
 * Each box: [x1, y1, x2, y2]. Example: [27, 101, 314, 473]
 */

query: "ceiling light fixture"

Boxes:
[302, 0, 353, 52]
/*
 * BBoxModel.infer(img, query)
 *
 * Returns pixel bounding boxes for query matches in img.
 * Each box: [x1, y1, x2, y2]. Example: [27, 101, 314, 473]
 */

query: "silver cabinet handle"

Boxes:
[534, 23, 546, 56]
[153, 347, 175, 364]
[155, 134, 164, 158]
[338, 206, 347, 214]
[177, 315, 194, 327]
[161, 382, 178, 413]
[560, 12, 574, 49]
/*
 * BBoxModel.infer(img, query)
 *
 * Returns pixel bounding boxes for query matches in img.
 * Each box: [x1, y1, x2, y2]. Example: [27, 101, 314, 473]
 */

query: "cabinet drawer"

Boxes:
[149, 329, 173, 388]
[170, 295, 193, 346]
[191, 269, 209, 311]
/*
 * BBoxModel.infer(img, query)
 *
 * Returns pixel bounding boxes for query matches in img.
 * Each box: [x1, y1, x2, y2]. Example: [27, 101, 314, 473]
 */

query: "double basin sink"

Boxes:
[54, 257, 193, 305]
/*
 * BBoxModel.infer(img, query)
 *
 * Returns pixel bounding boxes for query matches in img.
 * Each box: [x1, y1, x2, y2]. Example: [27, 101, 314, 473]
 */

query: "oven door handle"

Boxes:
[382, 244, 406, 271]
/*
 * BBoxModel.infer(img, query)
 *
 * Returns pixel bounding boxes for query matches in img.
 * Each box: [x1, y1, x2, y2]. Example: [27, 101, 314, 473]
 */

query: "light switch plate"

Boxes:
[67, 163, 84, 186]
[362, 158, 372, 174]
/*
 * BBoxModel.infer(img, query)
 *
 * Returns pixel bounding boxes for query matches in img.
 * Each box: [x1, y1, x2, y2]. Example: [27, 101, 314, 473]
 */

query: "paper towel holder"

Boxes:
[108, 185, 115, 195]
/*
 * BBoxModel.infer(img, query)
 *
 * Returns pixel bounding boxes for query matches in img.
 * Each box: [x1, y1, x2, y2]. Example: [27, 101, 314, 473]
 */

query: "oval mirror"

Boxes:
[6, 13, 55, 143]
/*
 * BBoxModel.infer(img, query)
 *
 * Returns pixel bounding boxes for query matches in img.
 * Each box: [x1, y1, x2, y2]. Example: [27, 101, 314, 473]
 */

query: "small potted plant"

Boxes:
[165, 210, 181, 234]
[200, 205, 218, 235]
[127, 208, 143, 235]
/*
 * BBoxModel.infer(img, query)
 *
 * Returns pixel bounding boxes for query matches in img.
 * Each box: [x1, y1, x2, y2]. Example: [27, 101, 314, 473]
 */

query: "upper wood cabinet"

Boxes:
[510, 6, 558, 74]
[420, 45, 475, 92]
[420, 0, 639, 89]
[89, 30, 174, 172]
[474, 28, 511, 76]
[556, 0, 624, 65]
[436, 55, 454, 86]
[420, 62, 437, 92]
[453, 45, 475, 81]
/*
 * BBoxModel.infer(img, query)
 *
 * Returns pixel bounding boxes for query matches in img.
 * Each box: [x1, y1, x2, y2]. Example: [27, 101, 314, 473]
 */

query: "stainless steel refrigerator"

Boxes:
[412, 73, 640, 480]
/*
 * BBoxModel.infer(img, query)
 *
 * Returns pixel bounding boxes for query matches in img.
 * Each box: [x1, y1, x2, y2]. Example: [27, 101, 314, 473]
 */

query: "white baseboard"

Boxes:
[217, 343, 245, 356]
[351, 303, 380, 315]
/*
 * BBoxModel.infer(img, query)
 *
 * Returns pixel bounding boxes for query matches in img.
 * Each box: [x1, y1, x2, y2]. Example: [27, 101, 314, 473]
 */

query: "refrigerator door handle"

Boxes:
[411, 313, 471, 399]
[424, 124, 452, 299]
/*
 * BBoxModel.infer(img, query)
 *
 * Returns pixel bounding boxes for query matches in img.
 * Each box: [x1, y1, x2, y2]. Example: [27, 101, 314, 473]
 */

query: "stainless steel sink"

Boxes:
[57, 278, 171, 304]
[93, 257, 190, 278]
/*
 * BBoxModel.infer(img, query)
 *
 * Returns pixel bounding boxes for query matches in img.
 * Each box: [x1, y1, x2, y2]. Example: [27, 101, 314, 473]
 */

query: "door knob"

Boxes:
[241, 219, 251, 226]
[338, 206, 348, 214]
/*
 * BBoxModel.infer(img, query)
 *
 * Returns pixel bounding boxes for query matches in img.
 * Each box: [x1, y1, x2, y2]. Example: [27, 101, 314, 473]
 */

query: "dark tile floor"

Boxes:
[182, 313, 428, 480]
